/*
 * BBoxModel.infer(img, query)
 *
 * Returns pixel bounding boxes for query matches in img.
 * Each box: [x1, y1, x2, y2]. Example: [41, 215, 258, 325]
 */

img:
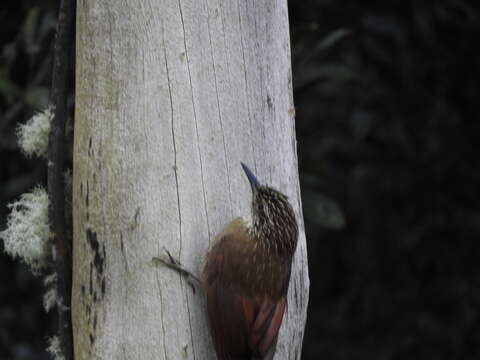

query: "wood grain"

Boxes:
[73, 0, 309, 358]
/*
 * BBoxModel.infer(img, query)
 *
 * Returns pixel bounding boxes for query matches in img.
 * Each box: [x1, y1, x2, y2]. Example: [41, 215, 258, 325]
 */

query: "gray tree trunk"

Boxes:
[72, 0, 309, 359]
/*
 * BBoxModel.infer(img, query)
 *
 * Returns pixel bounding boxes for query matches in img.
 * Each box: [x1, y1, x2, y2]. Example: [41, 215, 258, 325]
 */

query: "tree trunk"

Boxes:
[73, 0, 309, 359]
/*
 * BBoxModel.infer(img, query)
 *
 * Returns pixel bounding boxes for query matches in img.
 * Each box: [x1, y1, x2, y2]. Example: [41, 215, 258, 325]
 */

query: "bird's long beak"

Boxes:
[241, 162, 259, 190]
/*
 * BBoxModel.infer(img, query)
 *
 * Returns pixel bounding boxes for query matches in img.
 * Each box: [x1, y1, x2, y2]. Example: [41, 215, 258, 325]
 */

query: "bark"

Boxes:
[48, 0, 75, 358]
[73, 1, 309, 359]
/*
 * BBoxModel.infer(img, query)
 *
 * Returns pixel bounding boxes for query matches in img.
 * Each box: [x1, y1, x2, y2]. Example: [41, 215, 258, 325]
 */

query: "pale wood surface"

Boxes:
[73, 0, 309, 358]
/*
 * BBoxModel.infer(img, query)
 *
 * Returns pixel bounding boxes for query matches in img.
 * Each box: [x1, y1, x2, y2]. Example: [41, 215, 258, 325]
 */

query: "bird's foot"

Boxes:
[152, 247, 201, 293]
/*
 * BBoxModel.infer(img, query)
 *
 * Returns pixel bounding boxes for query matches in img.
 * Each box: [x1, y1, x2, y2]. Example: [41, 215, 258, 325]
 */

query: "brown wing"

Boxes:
[202, 228, 287, 360]
[247, 296, 286, 359]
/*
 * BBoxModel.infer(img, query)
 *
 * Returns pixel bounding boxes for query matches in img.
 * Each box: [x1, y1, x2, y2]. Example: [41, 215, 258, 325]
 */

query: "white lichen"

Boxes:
[17, 107, 53, 158]
[46, 336, 65, 360]
[43, 285, 58, 312]
[0, 187, 51, 274]
[43, 272, 67, 312]
[43, 273, 58, 312]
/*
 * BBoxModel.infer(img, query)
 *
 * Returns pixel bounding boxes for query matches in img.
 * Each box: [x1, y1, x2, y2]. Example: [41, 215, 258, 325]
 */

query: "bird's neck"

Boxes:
[250, 218, 297, 258]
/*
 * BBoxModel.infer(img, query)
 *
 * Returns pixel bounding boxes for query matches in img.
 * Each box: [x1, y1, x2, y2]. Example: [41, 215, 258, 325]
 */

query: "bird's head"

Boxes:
[241, 162, 298, 255]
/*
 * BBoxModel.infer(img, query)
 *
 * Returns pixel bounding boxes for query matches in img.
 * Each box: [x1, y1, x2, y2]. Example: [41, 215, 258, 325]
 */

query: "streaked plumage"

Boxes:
[201, 163, 298, 360]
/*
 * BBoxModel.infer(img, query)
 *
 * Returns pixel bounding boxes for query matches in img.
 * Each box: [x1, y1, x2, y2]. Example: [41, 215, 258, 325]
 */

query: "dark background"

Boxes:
[1, 1, 480, 359]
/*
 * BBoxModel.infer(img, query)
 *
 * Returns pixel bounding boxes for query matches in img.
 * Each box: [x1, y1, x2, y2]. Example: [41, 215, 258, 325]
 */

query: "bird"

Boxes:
[200, 163, 298, 360]
[154, 162, 298, 360]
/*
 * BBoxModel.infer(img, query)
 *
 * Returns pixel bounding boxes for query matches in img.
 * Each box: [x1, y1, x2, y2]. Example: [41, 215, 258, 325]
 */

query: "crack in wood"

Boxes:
[163, 24, 183, 261]
[155, 270, 169, 359]
[178, 0, 211, 242]
[205, 0, 234, 220]
[236, 0, 257, 173]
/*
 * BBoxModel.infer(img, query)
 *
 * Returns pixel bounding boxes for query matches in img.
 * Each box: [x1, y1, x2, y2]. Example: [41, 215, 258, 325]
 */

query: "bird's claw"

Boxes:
[152, 247, 201, 293]
[163, 247, 181, 266]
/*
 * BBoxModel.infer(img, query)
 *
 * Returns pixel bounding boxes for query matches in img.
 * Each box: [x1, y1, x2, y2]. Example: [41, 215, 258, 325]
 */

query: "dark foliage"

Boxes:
[290, 1, 480, 359]
[1, 0, 479, 359]
[0, 1, 57, 359]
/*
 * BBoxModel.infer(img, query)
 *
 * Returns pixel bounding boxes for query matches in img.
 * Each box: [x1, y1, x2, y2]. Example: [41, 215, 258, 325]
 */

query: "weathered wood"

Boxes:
[73, 0, 309, 359]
